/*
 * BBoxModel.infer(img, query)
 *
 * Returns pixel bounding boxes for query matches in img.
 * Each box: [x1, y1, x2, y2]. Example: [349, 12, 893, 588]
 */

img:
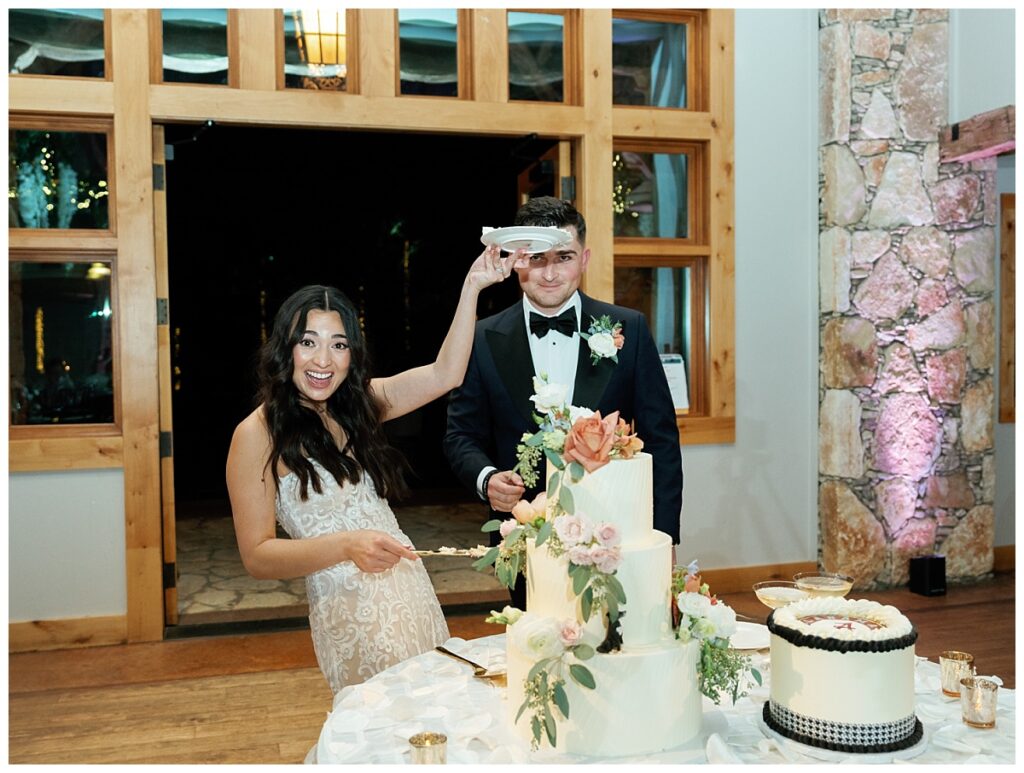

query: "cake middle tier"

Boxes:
[526, 530, 674, 648]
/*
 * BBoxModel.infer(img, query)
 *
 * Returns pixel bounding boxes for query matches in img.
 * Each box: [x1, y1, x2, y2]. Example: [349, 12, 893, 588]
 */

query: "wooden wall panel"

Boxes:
[9, 616, 128, 653]
[471, 9, 508, 103]
[9, 437, 124, 472]
[236, 9, 277, 91]
[705, 9, 736, 437]
[578, 10, 614, 302]
[359, 10, 396, 98]
[110, 10, 163, 642]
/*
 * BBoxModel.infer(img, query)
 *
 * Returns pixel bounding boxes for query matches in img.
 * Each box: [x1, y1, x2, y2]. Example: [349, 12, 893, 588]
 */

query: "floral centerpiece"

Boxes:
[672, 560, 762, 703]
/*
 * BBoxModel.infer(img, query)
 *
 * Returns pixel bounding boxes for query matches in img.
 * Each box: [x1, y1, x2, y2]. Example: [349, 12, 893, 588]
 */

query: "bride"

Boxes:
[226, 245, 521, 696]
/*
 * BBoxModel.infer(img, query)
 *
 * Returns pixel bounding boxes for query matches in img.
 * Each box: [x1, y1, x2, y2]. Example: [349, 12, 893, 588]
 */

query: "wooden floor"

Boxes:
[8, 572, 1015, 764]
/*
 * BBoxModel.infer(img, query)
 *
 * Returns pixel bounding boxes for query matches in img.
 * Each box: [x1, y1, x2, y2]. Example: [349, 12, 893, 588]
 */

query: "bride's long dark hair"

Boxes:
[256, 285, 408, 501]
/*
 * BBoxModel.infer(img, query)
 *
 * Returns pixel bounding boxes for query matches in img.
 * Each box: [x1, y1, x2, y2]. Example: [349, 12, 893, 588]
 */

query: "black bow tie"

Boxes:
[529, 308, 577, 339]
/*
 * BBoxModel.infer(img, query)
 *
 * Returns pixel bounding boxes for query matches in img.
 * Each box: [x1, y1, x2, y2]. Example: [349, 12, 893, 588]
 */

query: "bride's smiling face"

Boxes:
[291, 309, 351, 405]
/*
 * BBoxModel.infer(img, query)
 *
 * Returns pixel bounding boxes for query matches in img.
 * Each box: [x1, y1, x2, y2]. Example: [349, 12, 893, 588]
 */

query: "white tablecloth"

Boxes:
[313, 634, 1015, 764]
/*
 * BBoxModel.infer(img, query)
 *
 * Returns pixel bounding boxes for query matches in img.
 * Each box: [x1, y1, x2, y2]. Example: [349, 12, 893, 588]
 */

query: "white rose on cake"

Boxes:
[510, 613, 565, 661]
[554, 514, 593, 547]
[531, 378, 568, 413]
[568, 404, 595, 424]
[705, 601, 737, 639]
[678, 591, 712, 620]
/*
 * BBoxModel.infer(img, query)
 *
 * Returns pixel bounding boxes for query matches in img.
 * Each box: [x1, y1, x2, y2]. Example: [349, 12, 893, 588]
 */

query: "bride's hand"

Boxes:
[465, 245, 525, 291]
[343, 530, 419, 573]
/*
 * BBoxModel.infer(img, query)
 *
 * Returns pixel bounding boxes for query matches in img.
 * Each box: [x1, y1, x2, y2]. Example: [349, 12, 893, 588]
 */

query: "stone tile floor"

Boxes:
[175, 499, 506, 625]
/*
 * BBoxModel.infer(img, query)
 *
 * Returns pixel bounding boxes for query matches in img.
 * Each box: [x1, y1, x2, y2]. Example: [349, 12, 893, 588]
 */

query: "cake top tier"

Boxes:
[769, 597, 917, 652]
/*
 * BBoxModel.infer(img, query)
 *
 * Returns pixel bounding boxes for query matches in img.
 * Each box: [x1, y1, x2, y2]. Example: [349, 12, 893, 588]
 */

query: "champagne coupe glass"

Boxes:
[793, 571, 854, 598]
[753, 580, 809, 610]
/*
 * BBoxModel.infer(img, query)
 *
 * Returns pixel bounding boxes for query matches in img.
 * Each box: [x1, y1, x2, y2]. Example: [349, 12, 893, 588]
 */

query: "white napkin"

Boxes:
[705, 733, 744, 763]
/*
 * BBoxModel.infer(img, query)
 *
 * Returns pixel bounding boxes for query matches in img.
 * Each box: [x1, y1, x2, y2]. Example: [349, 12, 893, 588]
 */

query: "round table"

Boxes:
[313, 634, 1015, 764]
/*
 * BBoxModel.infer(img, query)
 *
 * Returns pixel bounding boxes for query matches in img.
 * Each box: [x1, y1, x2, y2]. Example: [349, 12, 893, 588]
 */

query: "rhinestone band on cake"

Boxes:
[763, 702, 924, 753]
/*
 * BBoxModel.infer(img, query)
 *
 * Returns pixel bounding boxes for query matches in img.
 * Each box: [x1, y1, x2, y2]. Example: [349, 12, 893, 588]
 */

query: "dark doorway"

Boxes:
[163, 124, 558, 509]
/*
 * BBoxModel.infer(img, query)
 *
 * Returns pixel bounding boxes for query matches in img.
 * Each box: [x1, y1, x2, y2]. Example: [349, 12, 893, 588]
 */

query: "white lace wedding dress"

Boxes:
[276, 460, 449, 695]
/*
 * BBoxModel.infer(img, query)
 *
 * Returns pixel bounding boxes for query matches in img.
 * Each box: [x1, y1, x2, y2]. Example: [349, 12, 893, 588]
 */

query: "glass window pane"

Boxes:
[9, 129, 110, 230]
[399, 9, 458, 97]
[162, 9, 228, 85]
[508, 12, 563, 102]
[283, 8, 349, 91]
[614, 265, 692, 409]
[613, 149, 688, 238]
[9, 261, 115, 425]
[9, 8, 105, 78]
[612, 17, 686, 108]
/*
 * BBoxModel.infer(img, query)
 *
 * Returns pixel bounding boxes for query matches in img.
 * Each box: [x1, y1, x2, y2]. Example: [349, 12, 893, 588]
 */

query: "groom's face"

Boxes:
[515, 226, 590, 314]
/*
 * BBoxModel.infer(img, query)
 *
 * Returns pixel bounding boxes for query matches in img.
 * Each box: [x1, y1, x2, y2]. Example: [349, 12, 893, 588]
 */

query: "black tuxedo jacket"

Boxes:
[444, 292, 683, 543]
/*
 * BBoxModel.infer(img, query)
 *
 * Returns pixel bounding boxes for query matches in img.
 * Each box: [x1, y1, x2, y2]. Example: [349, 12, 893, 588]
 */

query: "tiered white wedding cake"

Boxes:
[503, 453, 703, 757]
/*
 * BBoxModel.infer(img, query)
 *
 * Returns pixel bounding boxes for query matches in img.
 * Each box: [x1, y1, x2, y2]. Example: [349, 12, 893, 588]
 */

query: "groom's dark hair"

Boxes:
[513, 196, 587, 245]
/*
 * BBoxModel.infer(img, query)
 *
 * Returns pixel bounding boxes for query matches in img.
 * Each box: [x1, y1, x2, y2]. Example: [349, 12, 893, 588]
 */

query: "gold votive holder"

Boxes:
[939, 650, 975, 697]
[960, 677, 998, 729]
[409, 732, 447, 764]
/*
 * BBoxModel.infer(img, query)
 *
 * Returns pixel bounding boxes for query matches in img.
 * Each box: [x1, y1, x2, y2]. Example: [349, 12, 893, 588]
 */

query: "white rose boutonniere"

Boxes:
[580, 315, 624, 366]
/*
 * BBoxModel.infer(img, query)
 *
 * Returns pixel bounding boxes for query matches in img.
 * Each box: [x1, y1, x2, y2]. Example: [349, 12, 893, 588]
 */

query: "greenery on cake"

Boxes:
[474, 376, 639, 620]
[672, 560, 762, 703]
[486, 606, 597, 749]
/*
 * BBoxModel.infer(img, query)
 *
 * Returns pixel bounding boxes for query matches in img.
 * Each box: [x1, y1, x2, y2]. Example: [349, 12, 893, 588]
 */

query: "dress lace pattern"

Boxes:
[276, 460, 449, 695]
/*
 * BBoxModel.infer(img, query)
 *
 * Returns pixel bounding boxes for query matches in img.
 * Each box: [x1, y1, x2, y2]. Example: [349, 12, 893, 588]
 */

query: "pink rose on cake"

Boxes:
[593, 522, 621, 548]
[588, 545, 623, 574]
[554, 513, 593, 547]
[563, 411, 619, 472]
[567, 544, 595, 566]
[558, 619, 583, 648]
[499, 518, 518, 538]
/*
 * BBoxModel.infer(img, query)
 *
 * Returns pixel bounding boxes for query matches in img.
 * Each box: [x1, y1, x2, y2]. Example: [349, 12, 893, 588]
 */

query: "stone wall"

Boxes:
[818, 9, 996, 589]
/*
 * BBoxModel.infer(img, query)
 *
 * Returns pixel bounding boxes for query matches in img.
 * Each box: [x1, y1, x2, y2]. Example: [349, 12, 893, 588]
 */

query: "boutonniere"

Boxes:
[580, 315, 624, 366]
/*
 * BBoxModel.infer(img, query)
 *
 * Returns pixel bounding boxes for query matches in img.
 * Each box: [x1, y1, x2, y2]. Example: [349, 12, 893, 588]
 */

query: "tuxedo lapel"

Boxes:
[485, 307, 535, 423]
[573, 295, 616, 409]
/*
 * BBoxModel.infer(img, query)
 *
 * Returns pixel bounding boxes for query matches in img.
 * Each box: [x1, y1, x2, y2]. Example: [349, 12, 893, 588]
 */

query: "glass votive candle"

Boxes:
[939, 651, 975, 697]
[409, 732, 447, 764]
[960, 677, 998, 729]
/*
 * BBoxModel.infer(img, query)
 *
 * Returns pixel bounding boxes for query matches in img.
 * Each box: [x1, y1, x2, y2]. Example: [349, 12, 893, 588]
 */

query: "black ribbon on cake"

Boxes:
[766, 609, 919, 654]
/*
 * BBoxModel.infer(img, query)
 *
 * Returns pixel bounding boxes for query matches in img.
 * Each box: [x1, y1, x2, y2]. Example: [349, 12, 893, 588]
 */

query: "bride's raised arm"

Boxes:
[370, 245, 522, 422]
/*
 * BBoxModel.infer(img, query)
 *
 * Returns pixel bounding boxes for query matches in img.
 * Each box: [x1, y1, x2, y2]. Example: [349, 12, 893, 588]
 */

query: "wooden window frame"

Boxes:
[393, 8, 471, 100]
[148, 9, 238, 89]
[8, 8, 113, 83]
[8, 114, 117, 244]
[276, 9, 359, 94]
[611, 8, 706, 113]
[505, 9, 578, 106]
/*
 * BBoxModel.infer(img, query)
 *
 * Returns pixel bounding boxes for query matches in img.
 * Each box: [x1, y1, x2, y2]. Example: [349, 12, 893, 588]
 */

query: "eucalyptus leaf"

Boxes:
[558, 483, 575, 514]
[546, 471, 561, 499]
[569, 664, 596, 689]
[606, 574, 628, 604]
[573, 643, 595, 661]
[544, 708, 557, 746]
[553, 682, 569, 718]
[531, 716, 542, 745]
[526, 432, 544, 447]
[535, 519, 553, 547]
[471, 546, 499, 571]
[572, 566, 589, 596]
[481, 519, 503, 533]
[527, 660, 549, 682]
[516, 699, 530, 723]
[569, 461, 585, 482]
[544, 448, 565, 470]
[581, 586, 593, 621]
[510, 551, 521, 582]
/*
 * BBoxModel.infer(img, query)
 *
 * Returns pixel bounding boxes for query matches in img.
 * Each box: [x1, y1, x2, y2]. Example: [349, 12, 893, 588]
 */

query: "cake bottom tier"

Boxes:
[763, 701, 924, 753]
[506, 637, 702, 757]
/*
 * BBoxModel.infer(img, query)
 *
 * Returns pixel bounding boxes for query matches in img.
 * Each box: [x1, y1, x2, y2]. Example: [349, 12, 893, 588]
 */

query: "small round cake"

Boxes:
[764, 597, 922, 753]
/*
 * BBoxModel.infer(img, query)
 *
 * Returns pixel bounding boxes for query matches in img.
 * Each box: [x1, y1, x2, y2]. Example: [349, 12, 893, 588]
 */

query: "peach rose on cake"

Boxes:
[511, 491, 548, 525]
[563, 411, 619, 472]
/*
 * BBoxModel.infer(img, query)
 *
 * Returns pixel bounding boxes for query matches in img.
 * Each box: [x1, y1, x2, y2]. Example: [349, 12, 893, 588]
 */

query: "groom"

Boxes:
[444, 197, 683, 609]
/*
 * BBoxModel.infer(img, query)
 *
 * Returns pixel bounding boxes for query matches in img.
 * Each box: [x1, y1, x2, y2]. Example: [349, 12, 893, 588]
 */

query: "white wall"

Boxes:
[8, 469, 127, 620]
[679, 10, 819, 569]
[949, 8, 1016, 547]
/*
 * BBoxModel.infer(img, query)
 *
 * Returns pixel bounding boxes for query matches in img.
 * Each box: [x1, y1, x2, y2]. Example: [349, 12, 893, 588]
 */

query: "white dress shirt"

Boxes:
[476, 292, 583, 498]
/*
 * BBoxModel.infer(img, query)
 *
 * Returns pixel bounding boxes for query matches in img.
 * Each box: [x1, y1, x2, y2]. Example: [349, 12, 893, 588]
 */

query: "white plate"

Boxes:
[481, 226, 573, 254]
[729, 621, 770, 650]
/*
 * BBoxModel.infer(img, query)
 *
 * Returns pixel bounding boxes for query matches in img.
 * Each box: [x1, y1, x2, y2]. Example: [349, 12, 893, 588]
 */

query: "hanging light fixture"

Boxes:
[296, 9, 346, 70]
